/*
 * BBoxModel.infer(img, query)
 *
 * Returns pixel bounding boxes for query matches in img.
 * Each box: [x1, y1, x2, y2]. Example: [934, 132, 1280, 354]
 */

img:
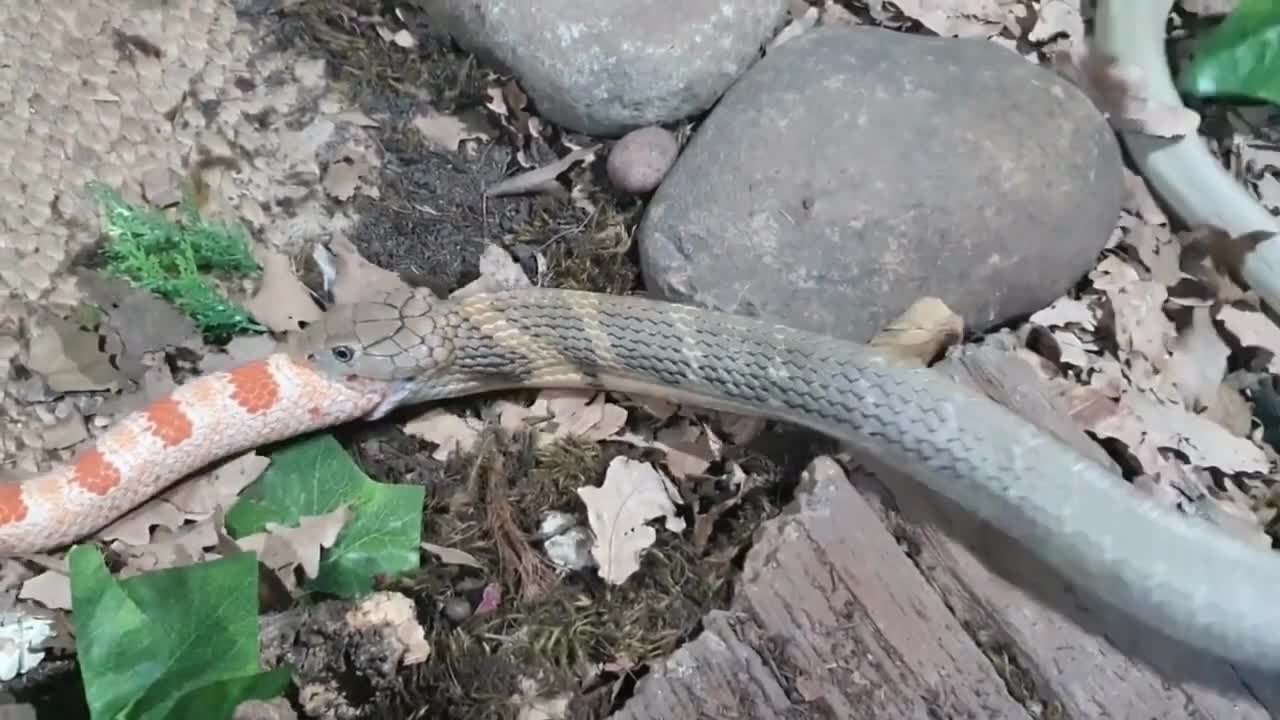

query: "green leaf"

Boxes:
[69, 546, 287, 720]
[1179, 0, 1280, 105]
[226, 434, 424, 596]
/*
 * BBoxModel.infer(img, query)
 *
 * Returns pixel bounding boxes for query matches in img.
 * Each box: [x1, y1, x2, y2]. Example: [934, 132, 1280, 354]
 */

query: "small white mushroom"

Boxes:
[606, 125, 680, 194]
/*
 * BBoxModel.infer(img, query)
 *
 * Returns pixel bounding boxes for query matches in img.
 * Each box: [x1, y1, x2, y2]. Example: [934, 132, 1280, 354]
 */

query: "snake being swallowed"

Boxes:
[4, 285, 1280, 671]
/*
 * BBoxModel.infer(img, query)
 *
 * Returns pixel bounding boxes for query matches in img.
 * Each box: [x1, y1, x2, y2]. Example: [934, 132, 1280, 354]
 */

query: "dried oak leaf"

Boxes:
[1028, 0, 1084, 43]
[1089, 390, 1268, 475]
[24, 316, 123, 394]
[116, 519, 221, 574]
[323, 235, 409, 305]
[237, 505, 352, 586]
[577, 456, 686, 585]
[243, 249, 322, 333]
[1156, 305, 1229, 410]
[17, 571, 71, 611]
[876, 0, 1005, 37]
[1218, 305, 1280, 373]
[497, 390, 627, 447]
[452, 244, 533, 298]
[403, 409, 483, 461]
[412, 110, 491, 153]
[1091, 255, 1174, 364]
[1126, 224, 1182, 286]
[94, 452, 270, 546]
[420, 542, 486, 570]
[77, 272, 203, 382]
[323, 154, 378, 201]
[1029, 296, 1096, 330]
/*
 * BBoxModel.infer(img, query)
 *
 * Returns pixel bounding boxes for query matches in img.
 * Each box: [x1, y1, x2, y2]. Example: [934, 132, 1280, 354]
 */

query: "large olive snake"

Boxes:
[5, 285, 1280, 671]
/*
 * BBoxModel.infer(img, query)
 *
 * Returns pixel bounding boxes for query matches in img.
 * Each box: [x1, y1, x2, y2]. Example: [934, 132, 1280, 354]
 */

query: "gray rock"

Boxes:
[418, 0, 790, 137]
[637, 27, 1124, 343]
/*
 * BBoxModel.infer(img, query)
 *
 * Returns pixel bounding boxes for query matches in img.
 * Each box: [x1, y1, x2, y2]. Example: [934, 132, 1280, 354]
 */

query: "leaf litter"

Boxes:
[17, 4, 1280, 718]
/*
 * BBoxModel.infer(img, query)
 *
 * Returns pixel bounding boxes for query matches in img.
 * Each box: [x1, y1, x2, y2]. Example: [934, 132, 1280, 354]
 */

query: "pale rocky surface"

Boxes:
[413, 0, 790, 136]
[638, 26, 1126, 343]
[0, 0, 381, 473]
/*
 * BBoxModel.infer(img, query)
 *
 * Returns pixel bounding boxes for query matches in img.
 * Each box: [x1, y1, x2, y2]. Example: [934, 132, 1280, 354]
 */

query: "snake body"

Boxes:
[6, 286, 1280, 670]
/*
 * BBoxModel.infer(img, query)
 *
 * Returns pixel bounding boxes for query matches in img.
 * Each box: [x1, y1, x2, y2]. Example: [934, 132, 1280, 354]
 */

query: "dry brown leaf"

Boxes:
[576, 457, 685, 585]
[421, 542, 486, 570]
[24, 317, 122, 393]
[238, 505, 352, 583]
[403, 409, 483, 461]
[115, 520, 220, 574]
[323, 155, 377, 201]
[17, 571, 71, 611]
[1028, 0, 1083, 43]
[1127, 224, 1182, 286]
[1029, 297, 1096, 329]
[1054, 48, 1200, 137]
[624, 394, 678, 422]
[611, 419, 720, 480]
[95, 452, 270, 546]
[868, 296, 963, 367]
[1219, 305, 1280, 373]
[690, 462, 751, 550]
[1049, 329, 1095, 369]
[498, 390, 628, 447]
[452, 244, 533, 298]
[1252, 173, 1280, 213]
[876, 0, 1005, 36]
[1089, 390, 1268, 474]
[412, 110, 491, 153]
[243, 249, 322, 333]
[199, 334, 281, 374]
[1205, 383, 1254, 437]
[1092, 255, 1174, 364]
[486, 146, 600, 198]
[1156, 305, 1229, 410]
[42, 411, 87, 451]
[324, 235, 409, 305]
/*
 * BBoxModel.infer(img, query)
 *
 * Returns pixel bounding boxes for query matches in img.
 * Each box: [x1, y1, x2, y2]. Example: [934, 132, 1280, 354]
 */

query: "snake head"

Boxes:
[290, 288, 462, 418]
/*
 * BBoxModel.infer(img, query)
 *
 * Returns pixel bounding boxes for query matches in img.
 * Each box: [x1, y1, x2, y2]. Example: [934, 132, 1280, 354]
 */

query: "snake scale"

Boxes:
[4, 285, 1280, 670]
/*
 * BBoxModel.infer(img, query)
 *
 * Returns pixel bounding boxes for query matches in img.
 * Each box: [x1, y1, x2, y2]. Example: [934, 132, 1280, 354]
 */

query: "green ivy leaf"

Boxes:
[1179, 0, 1280, 105]
[69, 546, 289, 720]
[226, 434, 424, 596]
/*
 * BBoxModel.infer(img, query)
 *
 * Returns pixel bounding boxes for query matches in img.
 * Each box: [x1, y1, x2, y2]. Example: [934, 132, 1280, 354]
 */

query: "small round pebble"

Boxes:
[443, 596, 473, 623]
[607, 125, 679, 194]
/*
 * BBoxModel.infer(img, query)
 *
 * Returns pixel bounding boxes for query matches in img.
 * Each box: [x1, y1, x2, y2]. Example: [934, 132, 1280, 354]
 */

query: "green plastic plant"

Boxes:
[226, 434, 425, 597]
[92, 183, 265, 342]
[70, 546, 290, 720]
[1179, 0, 1280, 105]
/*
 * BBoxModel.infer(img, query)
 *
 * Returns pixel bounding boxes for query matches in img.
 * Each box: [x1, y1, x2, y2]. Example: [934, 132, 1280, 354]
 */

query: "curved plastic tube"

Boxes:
[1094, 0, 1280, 307]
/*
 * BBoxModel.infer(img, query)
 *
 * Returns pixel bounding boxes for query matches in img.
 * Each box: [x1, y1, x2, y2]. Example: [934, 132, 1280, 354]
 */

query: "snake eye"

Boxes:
[331, 345, 355, 363]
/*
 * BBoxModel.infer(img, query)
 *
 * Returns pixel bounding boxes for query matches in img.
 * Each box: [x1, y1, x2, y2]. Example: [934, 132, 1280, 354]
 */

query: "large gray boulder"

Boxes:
[417, 0, 790, 137]
[638, 26, 1125, 342]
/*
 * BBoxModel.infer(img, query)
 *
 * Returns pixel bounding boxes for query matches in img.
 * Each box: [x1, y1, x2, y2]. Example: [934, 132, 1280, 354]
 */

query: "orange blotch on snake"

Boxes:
[0, 484, 29, 524]
[228, 360, 281, 414]
[142, 397, 194, 446]
[72, 448, 124, 496]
